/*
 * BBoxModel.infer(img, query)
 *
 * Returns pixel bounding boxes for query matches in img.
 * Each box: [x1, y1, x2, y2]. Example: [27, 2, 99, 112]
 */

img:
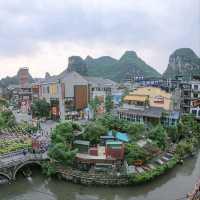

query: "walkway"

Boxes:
[0, 150, 48, 169]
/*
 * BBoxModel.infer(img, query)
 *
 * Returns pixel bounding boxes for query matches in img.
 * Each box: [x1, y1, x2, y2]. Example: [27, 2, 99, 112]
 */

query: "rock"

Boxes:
[163, 48, 200, 80]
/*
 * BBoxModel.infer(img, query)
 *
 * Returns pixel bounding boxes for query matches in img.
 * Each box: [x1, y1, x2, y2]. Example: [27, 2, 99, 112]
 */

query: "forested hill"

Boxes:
[68, 51, 161, 82]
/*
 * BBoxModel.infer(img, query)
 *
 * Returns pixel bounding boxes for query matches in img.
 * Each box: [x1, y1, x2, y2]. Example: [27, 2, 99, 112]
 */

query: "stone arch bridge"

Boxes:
[0, 151, 48, 181]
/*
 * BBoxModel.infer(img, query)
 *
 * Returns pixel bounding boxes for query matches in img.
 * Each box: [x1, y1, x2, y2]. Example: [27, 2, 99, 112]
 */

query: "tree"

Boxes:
[49, 121, 77, 166]
[0, 110, 16, 129]
[176, 140, 194, 159]
[177, 114, 200, 140]
[124, 123, 145, 141]
[89, 96, 100, 119]
[51, 121, 74, 145]
[31, 99, 50, 119]
[148, 124, 167, 150]
[97, 113, 128, 131]
[105, 95, 114, 113]
[0, 98, 8, 109]
[83, 122, 106, 144]
[167, 125, 179, 143]
[125, 143, 148, 164]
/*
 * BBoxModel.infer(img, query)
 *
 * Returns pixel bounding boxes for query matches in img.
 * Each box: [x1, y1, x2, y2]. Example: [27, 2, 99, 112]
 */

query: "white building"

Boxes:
[190, 80, 200, 119]
[83, 76, 117, 102]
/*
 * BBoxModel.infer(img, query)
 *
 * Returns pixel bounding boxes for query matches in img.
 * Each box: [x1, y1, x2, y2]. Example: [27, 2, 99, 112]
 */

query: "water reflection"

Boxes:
[0, 152, 199, 200]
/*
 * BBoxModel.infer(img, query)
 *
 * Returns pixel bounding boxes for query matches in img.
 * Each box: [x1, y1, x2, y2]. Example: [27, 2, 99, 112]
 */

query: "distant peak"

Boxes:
[121, 50, 137, 58]
[171, 48, 198, 58]
[119, 50, 138, 62]
[85, 55, 93, 61]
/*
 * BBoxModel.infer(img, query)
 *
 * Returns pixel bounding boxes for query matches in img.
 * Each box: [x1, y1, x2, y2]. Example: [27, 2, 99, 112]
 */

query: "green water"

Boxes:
[0, 153, 199, 200]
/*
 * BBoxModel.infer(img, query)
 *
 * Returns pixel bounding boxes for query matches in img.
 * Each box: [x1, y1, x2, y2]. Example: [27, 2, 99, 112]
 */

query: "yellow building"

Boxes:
[125, 87, 172, 111]
[49, 83, 58, 97]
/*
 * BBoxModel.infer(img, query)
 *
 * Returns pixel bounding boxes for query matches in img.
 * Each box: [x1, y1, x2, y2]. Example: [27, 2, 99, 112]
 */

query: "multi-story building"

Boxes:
[38, 70, 89, 120]
[35, 70, 118, 120]
[179, 76, 200, 120]
[190, 79, 200, 119]
[18, 67, 30, 87]
[116, 86, 179, 126]
[8, 84, 32, 112]
[84, 76, 117, 103]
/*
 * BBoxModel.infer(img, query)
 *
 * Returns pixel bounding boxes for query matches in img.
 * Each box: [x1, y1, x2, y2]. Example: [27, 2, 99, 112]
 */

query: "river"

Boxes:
[0, 152, 199, 200]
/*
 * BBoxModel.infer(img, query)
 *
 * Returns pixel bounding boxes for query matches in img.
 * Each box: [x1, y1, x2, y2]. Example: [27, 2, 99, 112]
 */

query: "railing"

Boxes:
[0, 152, 48, 169]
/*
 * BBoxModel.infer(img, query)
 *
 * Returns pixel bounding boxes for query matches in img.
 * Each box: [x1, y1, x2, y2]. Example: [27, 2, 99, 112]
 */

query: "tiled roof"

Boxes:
[117, 107, 164, 118]
[124, 94, 148, 102]
[83, 76, 117, 86]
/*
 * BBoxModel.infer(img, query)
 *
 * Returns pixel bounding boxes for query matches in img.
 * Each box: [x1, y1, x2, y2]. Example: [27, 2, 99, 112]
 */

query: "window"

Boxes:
[194, 85, 198, 90]
[192, 110, 197, 116]
[198, 110, 200, 116]
[193, 93, 198, 98]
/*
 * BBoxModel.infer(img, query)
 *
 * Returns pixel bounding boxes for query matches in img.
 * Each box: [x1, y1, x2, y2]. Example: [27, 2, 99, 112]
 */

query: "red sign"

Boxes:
[192, 99, 200, 107]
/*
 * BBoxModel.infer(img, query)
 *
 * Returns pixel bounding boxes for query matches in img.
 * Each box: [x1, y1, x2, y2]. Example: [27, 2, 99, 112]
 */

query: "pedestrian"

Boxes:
[23, 149, 26, 156]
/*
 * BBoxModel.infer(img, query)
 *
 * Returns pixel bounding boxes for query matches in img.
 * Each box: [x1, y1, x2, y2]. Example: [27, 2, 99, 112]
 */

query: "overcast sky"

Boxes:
[0, 0, 199, 78]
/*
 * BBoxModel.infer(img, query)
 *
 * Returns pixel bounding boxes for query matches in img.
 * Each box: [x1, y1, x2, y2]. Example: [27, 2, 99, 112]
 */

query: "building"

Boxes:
[116, 86, 179, 126]
[189, 79, 200, 119]
[18, 67, 30, 87]
[179, 76, 200, 119]
[124, 87, 173, 111]
[84, 76, 117, 103]
[8, 84, 32, 112]
[38, 70, 89, 120]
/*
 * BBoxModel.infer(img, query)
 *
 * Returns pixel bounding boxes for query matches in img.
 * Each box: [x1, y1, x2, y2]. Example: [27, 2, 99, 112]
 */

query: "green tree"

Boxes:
[177, 114, 200, 140]
[0, 110, 16, 129]
[49, 121, 77, 166]
[167, 125, 179, 143]
[125, 143, 148, 164]
[124, 123, 145, 141]
[51, 121, 74, 145]
[176, 140, 194, 159]
[105, 95, 114, 113]
[0, 98, 8, 109]
[97, 113, 128, 131]
[89, 96, 100, 119]
[83, 122, 106, 144]
[31, 99, 50, 119]
[148, 124, 167, 150]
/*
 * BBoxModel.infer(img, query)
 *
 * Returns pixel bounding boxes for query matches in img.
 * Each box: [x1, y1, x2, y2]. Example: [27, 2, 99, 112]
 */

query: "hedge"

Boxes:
[128, 157, 178, 184]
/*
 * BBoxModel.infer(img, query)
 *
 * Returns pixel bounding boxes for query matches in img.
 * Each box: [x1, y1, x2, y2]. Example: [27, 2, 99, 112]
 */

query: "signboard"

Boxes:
[154, 96, 164, 104]
[192, 99, 200, 107]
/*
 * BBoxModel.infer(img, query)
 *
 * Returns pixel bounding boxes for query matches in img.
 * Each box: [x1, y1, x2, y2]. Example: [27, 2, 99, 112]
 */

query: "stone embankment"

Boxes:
[57, 166, 129, 186]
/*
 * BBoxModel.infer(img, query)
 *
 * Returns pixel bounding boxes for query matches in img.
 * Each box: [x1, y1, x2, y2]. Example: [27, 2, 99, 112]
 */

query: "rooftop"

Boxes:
[124, 94, 148, 102]
[118, 107, 164, 118]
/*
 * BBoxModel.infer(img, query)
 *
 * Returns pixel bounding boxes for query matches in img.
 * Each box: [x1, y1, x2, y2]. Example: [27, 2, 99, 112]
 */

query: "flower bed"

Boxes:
[0, 140, 31, 155]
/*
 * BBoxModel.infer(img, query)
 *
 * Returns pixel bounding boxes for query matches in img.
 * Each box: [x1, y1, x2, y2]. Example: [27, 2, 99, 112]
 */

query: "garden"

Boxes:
[44, 112, 200, 184]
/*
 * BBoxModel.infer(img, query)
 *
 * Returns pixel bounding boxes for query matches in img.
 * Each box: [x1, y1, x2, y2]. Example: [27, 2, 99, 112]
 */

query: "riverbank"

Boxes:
[48, 150, 199, 186]
[52, 155, 177, 186]
[1, 152, 199, 200]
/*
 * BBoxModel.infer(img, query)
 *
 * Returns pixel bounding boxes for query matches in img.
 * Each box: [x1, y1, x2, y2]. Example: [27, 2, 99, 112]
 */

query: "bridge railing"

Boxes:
[0, 152, 48, 169]
[0, 149, 29, 159]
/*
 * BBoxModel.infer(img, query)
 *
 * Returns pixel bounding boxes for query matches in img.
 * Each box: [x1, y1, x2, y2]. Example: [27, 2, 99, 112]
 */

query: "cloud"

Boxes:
[0, 0, 199, 77]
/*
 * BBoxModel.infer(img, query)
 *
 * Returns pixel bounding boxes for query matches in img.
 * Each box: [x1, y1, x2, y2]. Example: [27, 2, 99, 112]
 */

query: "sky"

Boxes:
[0, 0, 199, 78]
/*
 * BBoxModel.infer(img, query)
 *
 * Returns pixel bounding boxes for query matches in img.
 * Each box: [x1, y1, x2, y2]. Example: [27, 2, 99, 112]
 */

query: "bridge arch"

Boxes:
[13, 161, 42, 180]
[0, 172, 11, 181]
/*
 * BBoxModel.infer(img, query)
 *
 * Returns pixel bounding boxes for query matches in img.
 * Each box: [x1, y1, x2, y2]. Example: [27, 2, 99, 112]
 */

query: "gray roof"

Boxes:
[117, 107, 164, 118]
[83, 76, 117, 87]
[74, 140, 90, 146]
[39, 70, 80, 85]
